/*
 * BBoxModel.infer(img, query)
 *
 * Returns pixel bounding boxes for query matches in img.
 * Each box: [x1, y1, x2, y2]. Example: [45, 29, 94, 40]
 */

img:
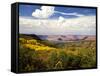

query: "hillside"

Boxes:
[19, 34, 41, 40]
[19, 34, 96, 72]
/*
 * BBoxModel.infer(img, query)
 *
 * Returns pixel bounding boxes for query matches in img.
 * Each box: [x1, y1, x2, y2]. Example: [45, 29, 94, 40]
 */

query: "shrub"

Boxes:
[54, 61, 63, 69]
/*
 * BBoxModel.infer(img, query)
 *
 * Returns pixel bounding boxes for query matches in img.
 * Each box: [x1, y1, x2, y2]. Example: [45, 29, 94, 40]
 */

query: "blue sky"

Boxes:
[19, 4, 96, 35]
[19, 4, 96, 19]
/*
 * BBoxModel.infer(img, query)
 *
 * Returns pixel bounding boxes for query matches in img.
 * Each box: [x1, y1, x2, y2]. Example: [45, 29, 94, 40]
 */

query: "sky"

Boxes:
[19, 4, 96, 35]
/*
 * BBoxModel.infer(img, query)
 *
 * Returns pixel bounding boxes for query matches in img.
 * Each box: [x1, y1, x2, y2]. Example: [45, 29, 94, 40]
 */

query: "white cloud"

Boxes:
[19, 16, 96, 35]
[32, 6, 55, 18]
[55, 11, 85, 17]
[32, 6, 84, 19]
[58, 16, 65, 22]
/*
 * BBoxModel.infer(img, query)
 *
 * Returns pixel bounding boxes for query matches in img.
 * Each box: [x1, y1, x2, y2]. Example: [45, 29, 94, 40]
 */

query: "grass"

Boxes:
[19, 36, 96, 72]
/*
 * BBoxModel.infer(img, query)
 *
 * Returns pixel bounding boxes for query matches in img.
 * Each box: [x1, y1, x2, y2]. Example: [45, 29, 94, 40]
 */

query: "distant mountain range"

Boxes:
[20, 34, 96, 42]
[38, 35, 96, 41]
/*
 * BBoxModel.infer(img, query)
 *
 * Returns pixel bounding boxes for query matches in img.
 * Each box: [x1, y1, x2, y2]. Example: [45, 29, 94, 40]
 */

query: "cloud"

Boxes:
[32, 6, 55, 18]
[58, 16, 65, 22]
[55, 11, 85, 17]
[32, 6, 85, 18]
[19, 16, 96, 35]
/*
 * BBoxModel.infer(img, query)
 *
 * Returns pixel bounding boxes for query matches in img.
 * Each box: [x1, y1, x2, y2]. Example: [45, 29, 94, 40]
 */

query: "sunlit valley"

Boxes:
[19, 34, 96, 72]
